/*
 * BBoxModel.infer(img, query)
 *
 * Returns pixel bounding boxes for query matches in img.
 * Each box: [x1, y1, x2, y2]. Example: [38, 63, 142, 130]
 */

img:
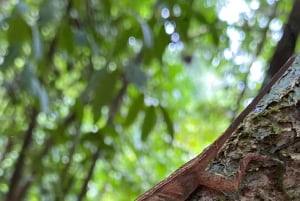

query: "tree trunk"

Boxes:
[263, 0, 300, 86]
[188, 54, 300, 201]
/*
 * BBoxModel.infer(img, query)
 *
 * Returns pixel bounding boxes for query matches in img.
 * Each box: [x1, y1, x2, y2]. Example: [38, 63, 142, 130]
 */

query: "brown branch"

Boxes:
[16, 137, 53, 201]
[5, 108, 39, 201]
[47, 0, 73, 62]
[4, 1, 73, 195]
[77, 72, 129, 200]
[76, 82, 127, 200]
[55, 126, 81, 201]
[107, 73, 128, 125]
[76, 40, 143, 201]
[77, 147, 100, 201]
[0, 136, 13, 166]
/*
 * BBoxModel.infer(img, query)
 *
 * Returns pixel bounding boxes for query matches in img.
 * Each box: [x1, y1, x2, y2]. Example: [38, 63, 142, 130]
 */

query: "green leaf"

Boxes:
[38, 0, 60, 24]
[124, 93, 144, 127]
[81, 127, 116, 159]
[113, 28, 132, 56]
[90, 69, 119, 121]
[58, 24, 74, 54]
[38, 85, 49, 112]
[74, 99, 84, 123]
[141, 106, 156, 141]
[143, 20, 169, 64]
[124, 59, 147, 88]
[159, 105, 174, 139]
[74, 29, 88, 46]
[7, 16, 31, 44]
[19, 64, 49, 112]
[1, 44, 21, 71]
[139, 20, 153, 48]
[32, 24, 43, 60]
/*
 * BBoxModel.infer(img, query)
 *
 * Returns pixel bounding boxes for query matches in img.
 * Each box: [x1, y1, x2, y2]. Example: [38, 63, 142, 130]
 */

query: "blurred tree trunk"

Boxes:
[263, 0, 300, 86]
[188, 55, 300, 200]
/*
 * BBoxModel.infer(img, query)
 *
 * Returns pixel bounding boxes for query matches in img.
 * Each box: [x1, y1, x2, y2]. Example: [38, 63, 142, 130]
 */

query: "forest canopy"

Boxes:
[0, 0, 298, 200]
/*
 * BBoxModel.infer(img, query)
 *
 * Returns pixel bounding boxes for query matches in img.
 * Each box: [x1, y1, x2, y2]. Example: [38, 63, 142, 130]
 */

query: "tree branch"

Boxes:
[5, 108, 39, 201]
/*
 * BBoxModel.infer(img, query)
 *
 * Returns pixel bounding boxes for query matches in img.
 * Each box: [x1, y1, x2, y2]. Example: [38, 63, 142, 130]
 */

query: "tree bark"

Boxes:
[188, 54, 300, 200]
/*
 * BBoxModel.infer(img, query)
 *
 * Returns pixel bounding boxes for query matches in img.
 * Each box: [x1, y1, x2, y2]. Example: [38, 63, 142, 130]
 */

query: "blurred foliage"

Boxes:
[0, 0, 295, 200]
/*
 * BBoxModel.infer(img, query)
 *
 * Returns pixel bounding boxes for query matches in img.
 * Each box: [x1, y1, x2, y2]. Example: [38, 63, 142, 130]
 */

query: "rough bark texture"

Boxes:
[188, 55, 300, 200]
